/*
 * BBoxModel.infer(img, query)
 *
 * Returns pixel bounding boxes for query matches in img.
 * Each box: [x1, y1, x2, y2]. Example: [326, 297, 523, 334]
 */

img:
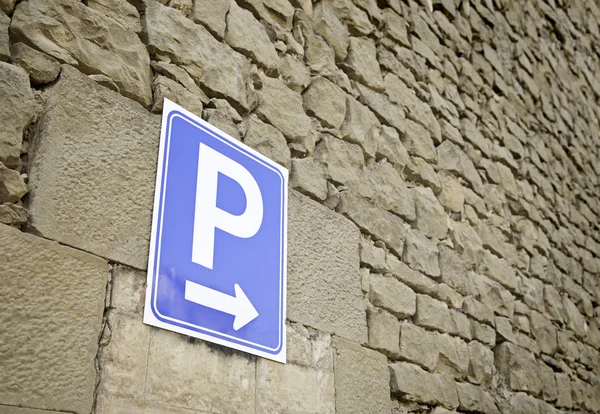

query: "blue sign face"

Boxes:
[144, 99, 288, 363]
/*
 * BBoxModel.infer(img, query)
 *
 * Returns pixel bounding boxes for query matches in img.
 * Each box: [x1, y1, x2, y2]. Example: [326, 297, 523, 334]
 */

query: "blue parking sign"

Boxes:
[144, 99, 288, 363]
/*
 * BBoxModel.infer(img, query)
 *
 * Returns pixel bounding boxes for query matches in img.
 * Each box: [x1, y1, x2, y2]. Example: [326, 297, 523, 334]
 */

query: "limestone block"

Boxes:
[449, 309, 472, 340]
[412, 186, 448, 240]
[368, 273, 416, 319]
[471, 272, 515, 318]
[0, 12, 9, 61]
[402, 118, 437, 162]
[414, 293, 450, 332]
[403, 230, 441, 278]
[11, 0, 151, 106]
[344, 37, 384, 91]
[462, 296, 495, 326]
[341, 95, 380, 157]
[256, 74, 312, 144]
[313, 0, 349, 62]
[10, 43, 60, 85]
[0, 406, 65, 414]
[145, 329, 256, 412]
[355, 82, 406, 134]
[27, 65, 160, 269]
[333, 337, 391, 413]
[389, 361, 459, 409]
[387, 254, 437, 296]
[438, 245, 471, 296]
[359, 236, 386, 271]
[437, 140, 483, 192]
[450, 220, 484, 268]
[151, 75, 204, 116]
[457, 382, 499, 414]
[0, 203, 28, 226]
[288, 191, 367, 343]
[381, 8, 409, 46]
[0, 163, 27, 203]
[0, 62, 35, 168]
[98, 313, 150, 399]
[508, 392, 540, 414]
[555, 373, 572, 408]
[110, 265, 146, 315]
[347, 161, 415, 221]
[398, 322, 439, 370]
[87, 0, 142, 33]
[0, 224, 109, 413]
[467, 340, 494, 387]
[376, 125, 411, 171]
[302, 77, 347, 129]
[95, 396, 197, 414]
[470, 319, 496, 346]
[367, 307, 400, 357]
[494, 342, 542, 395]
[256, 359, 334, 413]
[144, 0, 250, 111]
[243, 115, 291, 170]
[435, 333, 469, 380]
[225, 2, 278, 72]
[241, 0, 294, 30]
[314, 134, 364, 185]
[191, 0, 229, 39]
[530, 310, 558, 355]
[478, 250, 519, 293]
[279, 54, 310, 92]
[337, 191, 407, 257]
[289, 157, 327, 201]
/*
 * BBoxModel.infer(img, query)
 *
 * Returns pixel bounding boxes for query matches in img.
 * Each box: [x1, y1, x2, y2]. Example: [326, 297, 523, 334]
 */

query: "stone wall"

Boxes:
[0, 0, 599, 413]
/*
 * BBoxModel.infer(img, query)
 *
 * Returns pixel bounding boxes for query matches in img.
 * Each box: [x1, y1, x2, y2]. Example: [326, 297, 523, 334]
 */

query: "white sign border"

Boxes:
[143, 98, 288, 363]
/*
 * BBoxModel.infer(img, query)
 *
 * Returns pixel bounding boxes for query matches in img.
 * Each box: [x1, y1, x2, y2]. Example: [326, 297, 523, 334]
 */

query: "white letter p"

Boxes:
[192, 143, 263, 269]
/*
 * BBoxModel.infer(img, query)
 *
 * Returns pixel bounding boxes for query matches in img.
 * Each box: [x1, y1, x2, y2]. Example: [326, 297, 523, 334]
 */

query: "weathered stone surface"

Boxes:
[280, 54, 311, 92]
[344, 37, 384, 91]
[382, 8, 409, 46]
[244, 115, 291, 170]
[470, 272, 515, 318]
[389, 362, 459, 409]
[98, 313, 150, 399]
[368, 273, 416, 319]
[414, 294, 451, 332]
[437, 140, 483, 192]
[337, 191, 407, 257]
[387, 254, 438, 296]
[0, 203, 28, 225]
[360, 236, 386, 271]
[367, 307, 400, 357]
[313, 0, 350, 62]
[10, 43, 61, 85]
[151, 75, 204, 116]
[462, 296, 495, 326]
[0, 406, 66, 414]
[478, 250, 519, 293]
[241, 0, 294, 30]
[0, 12, 10, 62]
[471, 319, 496, 346]
[530, 310, 557, 355]
[225, 2, 278, 72]
[341, 95, 380, 157]
[95, 396, 197, 414]
[467, 340, 494, 387]
[288, 191, 367, 342]
[303, 77, 347, 129]
[145, 329, 255, 412]
[315, 135, 363, 184]
[376, 125, 411, 170]
[87, 0, 142, 33]
[450, 221, 484, 268]
[191, 0, 229, 39]
[355, 82, 406, 133]
[290, 157, 327, 201]
[0, 224, 108, 414]
[402, 118, 437, 162]
[0, 62, 35, 169]
[457, 382, 499, 414]
[256, 74, 312, 144]
[347, 161, 415, 221]
[256, 359, 334, 413]
[403, 230, 441, 278]
[494, 342, 542, 395]
[439, 245, 471, 295]
[0, 163, 27, 203]
[412, 187, 448, 240]
[144, 0, 250, 110]
[27, 66, 160, 269]
[398, 322, 439, 370]
[11, 0, 151, 106]
[333, 337, 391, 413]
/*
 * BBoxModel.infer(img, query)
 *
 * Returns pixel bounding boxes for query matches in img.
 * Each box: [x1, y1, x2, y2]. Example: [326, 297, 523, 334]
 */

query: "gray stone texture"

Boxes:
[0, 224, 109, 413]
[288, 191, 367, 343]
[27, 65, 160, 269]
[11, 0, 152, 106]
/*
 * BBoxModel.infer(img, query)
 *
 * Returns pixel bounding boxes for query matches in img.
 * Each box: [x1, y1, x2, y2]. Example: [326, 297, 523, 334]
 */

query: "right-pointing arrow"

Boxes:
[184, 280, 259, 330]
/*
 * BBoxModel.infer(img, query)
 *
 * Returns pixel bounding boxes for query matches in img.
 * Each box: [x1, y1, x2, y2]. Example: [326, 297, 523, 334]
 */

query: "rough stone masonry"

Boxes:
[0, 0, 599, 413]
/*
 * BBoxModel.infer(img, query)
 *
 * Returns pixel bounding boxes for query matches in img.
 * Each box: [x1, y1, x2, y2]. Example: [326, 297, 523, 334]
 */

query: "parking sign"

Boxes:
[143, 99, 288, 363]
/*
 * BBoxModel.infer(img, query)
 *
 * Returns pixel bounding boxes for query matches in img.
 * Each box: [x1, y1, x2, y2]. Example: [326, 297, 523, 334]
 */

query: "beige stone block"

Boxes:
[0, 405, 64, 414]
[98, 313, 150, 398]
[95, 396, 196, 414]
[145, 329, 255, 412]
[256, 359, 334, 414]
[0, 224, 109, 414]
[288, 191, 367, 343]
[333, 337, 391, 414]
[110, 265, 146, 314]
[27, 65, 160, 269]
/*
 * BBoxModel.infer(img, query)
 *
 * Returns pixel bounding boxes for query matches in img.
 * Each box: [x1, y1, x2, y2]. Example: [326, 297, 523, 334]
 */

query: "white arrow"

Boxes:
[184, 280, 259, 330]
